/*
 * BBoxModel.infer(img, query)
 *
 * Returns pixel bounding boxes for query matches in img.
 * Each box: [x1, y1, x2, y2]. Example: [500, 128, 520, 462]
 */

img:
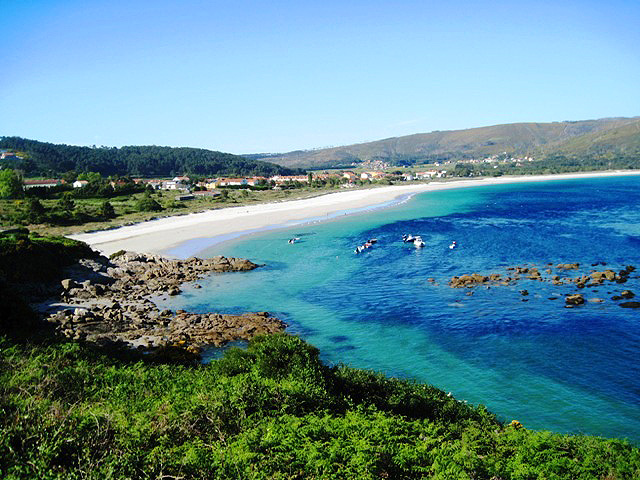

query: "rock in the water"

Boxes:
[613, 290, 635, 301]
[556, 263, 580, 270]
[619, 302, 640, 309]
[565, 294, 585, 305]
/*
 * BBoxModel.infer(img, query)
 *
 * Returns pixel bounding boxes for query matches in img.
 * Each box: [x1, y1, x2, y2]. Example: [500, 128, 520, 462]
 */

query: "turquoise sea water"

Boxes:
[158, 176, 640, 443]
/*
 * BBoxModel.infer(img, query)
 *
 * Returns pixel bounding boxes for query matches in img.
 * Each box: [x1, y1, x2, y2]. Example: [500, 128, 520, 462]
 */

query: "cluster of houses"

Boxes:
[18, 169, 450, 193]
[0, 151, 23, 161]
[435, 154, 535, 168]
[129, 171, 448, 192]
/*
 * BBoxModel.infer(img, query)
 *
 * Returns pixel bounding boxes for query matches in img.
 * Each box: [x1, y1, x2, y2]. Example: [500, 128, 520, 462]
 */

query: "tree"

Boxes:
[57, 193, 75, 212]
[24, 198, 46, 224]
[100, 201, 116, 219]
[0, 169, 23, 199]
[135, 192, 163, 212]
[62, 170, 78, 184]
[454, 164, 473, 177]
[77, 171, 102, 184]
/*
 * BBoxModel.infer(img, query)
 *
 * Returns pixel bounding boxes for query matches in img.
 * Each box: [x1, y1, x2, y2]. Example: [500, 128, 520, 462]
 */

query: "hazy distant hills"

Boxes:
[252, 117, 640, 169]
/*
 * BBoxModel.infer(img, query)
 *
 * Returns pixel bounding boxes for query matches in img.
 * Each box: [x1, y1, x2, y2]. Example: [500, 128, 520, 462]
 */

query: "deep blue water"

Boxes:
[157, 176, 640, 443]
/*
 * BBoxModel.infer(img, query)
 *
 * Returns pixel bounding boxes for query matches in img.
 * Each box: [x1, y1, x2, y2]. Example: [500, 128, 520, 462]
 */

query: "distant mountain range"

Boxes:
[3, 117, 639, 176]
[248, 117, 640, 169]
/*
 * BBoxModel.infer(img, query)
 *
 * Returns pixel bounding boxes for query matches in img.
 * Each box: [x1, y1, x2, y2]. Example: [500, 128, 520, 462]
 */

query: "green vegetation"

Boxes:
[135, 191, 163, 212]
[0, 334, 638, 479]
[0, 137, 302, 177]
[0, 229, 93, 283]
[0, 172, 359, 235]
[0, 169, 23, 199]
[0, 230, 94, 333]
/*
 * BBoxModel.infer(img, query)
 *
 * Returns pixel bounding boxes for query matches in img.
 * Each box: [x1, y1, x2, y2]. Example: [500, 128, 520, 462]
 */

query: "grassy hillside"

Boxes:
[547, 119, 640, 156]
[2, 334, 639, 479]
[257, 117, 640, 168]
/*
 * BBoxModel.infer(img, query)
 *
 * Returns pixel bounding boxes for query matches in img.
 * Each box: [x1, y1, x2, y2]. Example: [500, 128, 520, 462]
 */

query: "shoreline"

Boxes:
[69, 170, 640, 256]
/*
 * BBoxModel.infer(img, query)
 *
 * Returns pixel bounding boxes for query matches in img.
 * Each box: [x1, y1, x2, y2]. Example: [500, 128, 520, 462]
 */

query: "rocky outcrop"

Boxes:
[41, 251, 285, 355]
[449, 273, 512, 288]
[445, 262, 638, 309]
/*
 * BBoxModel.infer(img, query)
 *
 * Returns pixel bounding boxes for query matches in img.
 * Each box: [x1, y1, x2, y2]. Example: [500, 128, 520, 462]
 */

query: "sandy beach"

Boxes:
[69, 171, 640, 256]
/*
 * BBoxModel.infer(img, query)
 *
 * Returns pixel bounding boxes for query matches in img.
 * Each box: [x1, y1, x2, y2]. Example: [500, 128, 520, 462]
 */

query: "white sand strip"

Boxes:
[69, 171, 640, 256]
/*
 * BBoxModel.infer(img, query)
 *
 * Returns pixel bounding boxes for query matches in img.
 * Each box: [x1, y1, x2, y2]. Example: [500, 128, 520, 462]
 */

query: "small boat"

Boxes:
[355, 239, 377, 254]
[402, 234, 416, 243]
[449, 241, 457, 249]
[288, 237, 301, 244]
[413, 236, 425, 248]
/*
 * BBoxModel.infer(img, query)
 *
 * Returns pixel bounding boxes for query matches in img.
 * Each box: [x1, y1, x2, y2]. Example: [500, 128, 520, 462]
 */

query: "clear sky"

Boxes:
[1, 0, 639, 154]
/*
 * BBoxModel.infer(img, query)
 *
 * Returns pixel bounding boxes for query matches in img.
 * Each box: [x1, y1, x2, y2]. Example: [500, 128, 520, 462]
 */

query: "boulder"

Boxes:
[620, 302, 640, 309]
[565, 294, 585, 305]
[61, 278, 78, 290]
[228, 257, 259, 271]
[556, 263, 580, 270]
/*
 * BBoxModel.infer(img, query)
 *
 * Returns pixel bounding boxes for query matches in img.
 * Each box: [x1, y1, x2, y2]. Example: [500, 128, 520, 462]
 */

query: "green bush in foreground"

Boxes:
[1, 334, 638, 479]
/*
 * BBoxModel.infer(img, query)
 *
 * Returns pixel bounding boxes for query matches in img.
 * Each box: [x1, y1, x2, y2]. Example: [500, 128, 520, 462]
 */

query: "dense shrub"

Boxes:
[1, 333, 638, 479]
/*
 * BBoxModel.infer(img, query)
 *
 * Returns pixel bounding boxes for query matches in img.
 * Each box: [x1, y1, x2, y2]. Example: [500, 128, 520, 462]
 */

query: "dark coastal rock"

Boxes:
[449, 273, 504, 288]
[39, 251, 284, 355]
[444, 262, 638, 310]
[619, 302, 640, 309]
[613, 290, 635, 301]
[556, 263, 580, 270]
[565, 294, 585, 306]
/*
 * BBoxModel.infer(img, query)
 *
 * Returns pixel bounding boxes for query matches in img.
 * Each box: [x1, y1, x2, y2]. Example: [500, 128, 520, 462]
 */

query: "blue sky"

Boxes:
[1, 0, 639, 153]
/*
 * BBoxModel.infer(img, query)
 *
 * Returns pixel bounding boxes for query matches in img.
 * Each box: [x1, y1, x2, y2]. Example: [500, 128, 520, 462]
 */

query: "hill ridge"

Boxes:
[253, 116, 640, 168]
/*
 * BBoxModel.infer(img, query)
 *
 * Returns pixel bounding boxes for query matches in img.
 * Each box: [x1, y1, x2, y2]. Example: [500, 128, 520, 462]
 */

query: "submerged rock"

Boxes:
[619, 302, 640, 309]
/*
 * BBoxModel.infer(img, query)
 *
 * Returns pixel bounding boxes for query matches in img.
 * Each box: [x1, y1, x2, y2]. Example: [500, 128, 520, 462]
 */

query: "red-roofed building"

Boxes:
[23, 179, 64, 189]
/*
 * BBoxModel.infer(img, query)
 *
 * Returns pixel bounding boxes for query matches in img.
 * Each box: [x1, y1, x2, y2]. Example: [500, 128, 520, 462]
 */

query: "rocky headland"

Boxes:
[35, 251, 285, 355]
